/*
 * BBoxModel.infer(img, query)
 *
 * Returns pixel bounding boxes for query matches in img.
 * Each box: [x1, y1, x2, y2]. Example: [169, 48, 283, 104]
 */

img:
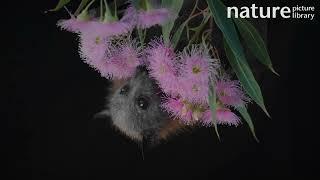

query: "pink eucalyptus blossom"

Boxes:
[180, 49, 210, 83]
[202, 108, 241, 127]
[146, 39, 180, 95]
[56, 3, 93, 33]
[162, 98, 193, 124]
[178, 78, 209, 105]
[100, 39, 141, 79]
[57, 0, 133, 35]
[121, 6, 138, 30]
[57, 17, 90, 33]
[177, 47, 217, 104]
[85, 21, 131, 37]
[76, 18, 137, 76]
[57, 12, 132, 36]
[78, 29, 109, 71]
[216, 78, 250, 107]
[137, 8, 173, 29]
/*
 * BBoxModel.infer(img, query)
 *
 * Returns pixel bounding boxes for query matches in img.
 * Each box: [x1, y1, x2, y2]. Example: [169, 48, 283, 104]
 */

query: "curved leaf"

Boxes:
[161, 0, 184, 45]
[224, 39, 270, 117]
[50, 0, 71, 12]
[207, 0, 269, 117]
[234, 18, 279, 75]
[208, 81, 220, 140]
[236, 106, 259, 142]
[171, 21, 187, 48]
[206, 0, 243, 59]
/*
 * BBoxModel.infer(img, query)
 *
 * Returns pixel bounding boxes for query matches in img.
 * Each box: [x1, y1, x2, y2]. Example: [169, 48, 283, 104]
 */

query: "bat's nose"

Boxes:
[142, 129, 160, 149]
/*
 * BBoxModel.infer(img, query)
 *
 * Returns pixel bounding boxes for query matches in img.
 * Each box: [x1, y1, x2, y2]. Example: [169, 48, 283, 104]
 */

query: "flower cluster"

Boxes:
[57, 2, 250, 127]
[57, 1, 173, 80]
[147, 40, 249, 127]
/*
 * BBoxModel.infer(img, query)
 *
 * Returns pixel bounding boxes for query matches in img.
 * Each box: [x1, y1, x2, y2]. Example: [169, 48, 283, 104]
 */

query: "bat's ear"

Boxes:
[94, 109, 110, 119]
[134, 65, 149, 77]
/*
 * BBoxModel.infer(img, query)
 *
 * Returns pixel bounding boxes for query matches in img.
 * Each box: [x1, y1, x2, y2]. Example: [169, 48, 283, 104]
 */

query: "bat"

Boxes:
[98, 66, 184, 146]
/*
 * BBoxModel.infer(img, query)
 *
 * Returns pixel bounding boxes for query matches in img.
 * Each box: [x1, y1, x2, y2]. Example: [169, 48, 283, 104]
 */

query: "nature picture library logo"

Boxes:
[227, 4, 316, 20]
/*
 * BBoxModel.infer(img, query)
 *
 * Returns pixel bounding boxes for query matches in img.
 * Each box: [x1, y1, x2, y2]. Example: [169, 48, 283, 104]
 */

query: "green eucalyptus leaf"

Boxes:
[161, 0, 184, 45]
[208, 82, 220, 140]
[236, 106, 259, 142]
[234, 18, 279, 76]
[206, 0, 269, 117]
[224, 39, 270, 117]
[50, 0, 71, 12]
[206, 0, 244, 59]
[171, 21, 187, 48]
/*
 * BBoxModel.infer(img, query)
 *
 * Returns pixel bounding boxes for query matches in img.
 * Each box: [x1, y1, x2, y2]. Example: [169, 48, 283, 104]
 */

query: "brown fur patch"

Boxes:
[158, 119, 186, 140]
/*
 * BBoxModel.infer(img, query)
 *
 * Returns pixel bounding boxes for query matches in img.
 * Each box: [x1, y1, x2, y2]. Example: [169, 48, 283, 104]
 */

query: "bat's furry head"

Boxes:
[99, 66, 184, 145]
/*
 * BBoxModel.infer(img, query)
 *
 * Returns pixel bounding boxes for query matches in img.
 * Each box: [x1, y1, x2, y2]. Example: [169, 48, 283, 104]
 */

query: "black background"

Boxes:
[4, 0, 318, 179]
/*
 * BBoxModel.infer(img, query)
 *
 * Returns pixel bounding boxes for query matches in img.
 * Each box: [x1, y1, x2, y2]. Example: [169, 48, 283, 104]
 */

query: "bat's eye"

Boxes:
[136, 96, 149, 110]
[120, 84, 129, 95]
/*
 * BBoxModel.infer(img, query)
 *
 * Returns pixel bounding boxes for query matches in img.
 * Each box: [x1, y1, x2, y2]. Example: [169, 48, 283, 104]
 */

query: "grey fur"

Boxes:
[106, 67, 169, 142]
